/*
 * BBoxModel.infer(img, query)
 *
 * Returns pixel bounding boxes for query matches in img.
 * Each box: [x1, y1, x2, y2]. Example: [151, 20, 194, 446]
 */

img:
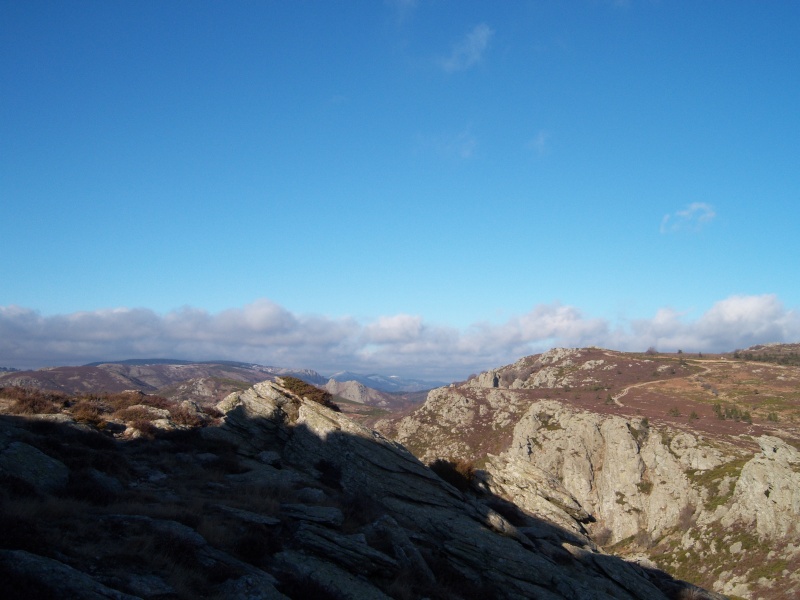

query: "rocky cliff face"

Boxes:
[381, 347, 800, 599]
[323, 378, 393, 406]
[0, 378, 722, 600]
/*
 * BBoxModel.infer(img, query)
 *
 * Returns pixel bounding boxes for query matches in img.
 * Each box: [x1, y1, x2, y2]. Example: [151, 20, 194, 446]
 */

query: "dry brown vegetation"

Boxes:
[428, 457, 476, 492]
[0, 386, 220, 436]
[280, 376, 341, 412]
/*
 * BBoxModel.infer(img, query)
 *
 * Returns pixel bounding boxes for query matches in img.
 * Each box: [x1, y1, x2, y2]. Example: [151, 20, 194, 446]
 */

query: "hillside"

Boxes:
[0, 378, 721, 599]
[375, 346, 800, 599]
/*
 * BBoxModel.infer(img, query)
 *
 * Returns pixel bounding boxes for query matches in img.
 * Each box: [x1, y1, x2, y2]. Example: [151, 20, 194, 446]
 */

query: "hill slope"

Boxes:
[376, 346, 800, 599]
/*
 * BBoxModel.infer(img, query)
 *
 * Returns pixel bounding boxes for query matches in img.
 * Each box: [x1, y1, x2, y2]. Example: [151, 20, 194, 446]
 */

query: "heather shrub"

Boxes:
[129, 419, 158, 438]
[10, 395, 57, 414]
[429, 458, 476, 492]
[169, 404, 206, 427]
[140, 394, 171, 410]
[115, 405, 158, 422]
[103, 391, 147, 412]
[280, 377, 340, 412]
[70, 398, 110, 425]
[201, 405, 224, 419]
[2, 387, 66, 415]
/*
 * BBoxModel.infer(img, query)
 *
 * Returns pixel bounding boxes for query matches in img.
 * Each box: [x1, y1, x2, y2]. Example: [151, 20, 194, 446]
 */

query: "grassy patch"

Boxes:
[686, 457, 750, 510]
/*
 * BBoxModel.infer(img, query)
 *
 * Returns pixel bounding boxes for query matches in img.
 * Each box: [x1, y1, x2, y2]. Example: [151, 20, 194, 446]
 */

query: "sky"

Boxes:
[2, 1, 799, 381]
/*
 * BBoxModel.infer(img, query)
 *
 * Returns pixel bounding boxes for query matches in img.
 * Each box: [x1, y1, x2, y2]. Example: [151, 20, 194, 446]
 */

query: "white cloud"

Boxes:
[660, 202, 716, 234]
[2, 295, 798, 381]
[363, 314, 424, 344]
[438, 23, 494, 72]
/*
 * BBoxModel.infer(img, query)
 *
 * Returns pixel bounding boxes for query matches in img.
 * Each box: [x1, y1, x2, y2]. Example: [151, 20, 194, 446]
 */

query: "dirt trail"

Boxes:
[611, 358, 727, 407]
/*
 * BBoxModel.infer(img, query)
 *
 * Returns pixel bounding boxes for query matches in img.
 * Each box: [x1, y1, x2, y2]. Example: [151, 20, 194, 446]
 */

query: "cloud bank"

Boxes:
[2, 295, 798, 381]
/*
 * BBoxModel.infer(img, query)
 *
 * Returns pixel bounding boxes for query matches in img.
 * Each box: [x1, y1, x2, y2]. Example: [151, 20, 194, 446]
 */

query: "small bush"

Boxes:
[429, 458, 476, 492]
[2, 387, 66, 415]
[169, 405, 206, 428]
[103, 391, 147, 412]
[129, 419, 158, 438]
[71, 400, 107, 425]
[10, 395, 58, 414]
[115, 405, 157, 422]
[280, 377, 340, 412]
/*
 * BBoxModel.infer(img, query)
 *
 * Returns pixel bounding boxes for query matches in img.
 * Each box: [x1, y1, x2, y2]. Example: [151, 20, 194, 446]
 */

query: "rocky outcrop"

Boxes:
[323, 379, 393, 406]
[720, 435, 800, 538]
[489, 399, 737, 542]
[0, 441, 69, 493]
[382, 347, 800, 598]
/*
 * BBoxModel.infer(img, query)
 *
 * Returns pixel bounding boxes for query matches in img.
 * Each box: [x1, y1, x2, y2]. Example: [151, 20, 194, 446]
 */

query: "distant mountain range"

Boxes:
[0, 359, 442, 412]
[327, 370, 446, 393]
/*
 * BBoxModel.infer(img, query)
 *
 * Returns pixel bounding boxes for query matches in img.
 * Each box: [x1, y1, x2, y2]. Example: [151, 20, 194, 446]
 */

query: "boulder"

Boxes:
[0, 441, 69, 493]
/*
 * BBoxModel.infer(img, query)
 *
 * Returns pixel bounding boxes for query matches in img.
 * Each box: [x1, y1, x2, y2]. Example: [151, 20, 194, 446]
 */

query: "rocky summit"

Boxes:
[0, 376, 722, 599]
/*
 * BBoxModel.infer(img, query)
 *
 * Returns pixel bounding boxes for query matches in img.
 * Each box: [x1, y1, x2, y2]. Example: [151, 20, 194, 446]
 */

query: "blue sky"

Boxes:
[2, 1, 799, 380]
